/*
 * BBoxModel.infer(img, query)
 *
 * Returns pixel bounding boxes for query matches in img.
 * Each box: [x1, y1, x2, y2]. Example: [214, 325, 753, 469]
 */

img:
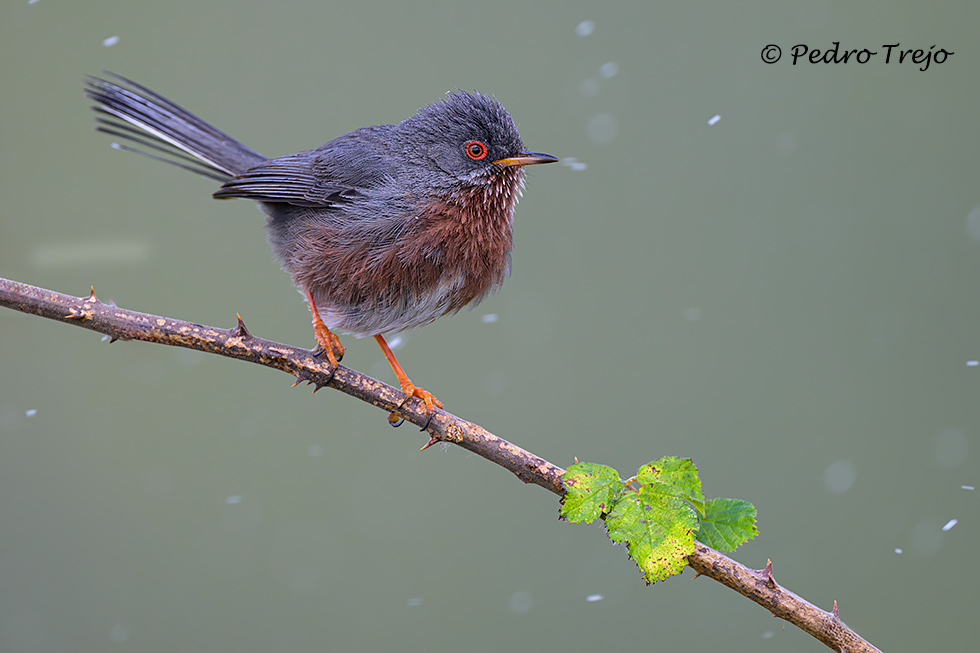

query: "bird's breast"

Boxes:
[281, 173, 523, 336]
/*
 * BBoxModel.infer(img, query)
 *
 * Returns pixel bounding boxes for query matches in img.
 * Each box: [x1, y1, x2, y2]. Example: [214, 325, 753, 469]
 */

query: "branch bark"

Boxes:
[0, 277, 880, 653]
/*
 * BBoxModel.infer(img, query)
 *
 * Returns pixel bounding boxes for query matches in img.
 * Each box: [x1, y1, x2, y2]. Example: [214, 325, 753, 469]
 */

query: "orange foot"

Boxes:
[312, 320, 345, 366]
[306, 291, 344, 366]
[374, 334, 443, 416]
[398, 380, 443, 413]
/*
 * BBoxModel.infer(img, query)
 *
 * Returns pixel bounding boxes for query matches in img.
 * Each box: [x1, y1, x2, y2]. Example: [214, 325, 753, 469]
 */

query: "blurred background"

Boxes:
[1, 1, 977, 651]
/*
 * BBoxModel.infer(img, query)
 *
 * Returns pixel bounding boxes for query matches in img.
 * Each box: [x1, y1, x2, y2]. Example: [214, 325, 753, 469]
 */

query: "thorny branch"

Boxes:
[0, 277, 880, 653]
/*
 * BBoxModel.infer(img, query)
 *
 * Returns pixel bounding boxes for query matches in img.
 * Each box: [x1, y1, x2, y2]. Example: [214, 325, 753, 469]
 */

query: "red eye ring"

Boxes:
[464, 140, 488, 161]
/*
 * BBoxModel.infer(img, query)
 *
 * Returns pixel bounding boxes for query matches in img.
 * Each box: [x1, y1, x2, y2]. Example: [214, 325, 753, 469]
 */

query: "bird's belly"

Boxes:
[314, 272, 478, 338]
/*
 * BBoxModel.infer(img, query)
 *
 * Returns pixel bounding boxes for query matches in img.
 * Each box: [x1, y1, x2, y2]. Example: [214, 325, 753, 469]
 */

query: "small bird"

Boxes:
[85, 73, 557, 415]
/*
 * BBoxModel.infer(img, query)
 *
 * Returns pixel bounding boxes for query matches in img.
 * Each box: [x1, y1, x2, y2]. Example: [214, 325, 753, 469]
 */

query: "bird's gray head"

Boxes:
[396, 91, 527, 185]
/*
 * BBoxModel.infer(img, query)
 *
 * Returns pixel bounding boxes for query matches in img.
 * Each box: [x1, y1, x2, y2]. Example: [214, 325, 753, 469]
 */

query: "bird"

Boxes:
[84, 73, 557, 416]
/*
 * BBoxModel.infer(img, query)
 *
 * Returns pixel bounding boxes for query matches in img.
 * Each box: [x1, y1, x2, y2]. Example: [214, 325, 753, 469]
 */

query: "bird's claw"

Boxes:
[402, 382, 442, 413]
[312, 323, 345, 366]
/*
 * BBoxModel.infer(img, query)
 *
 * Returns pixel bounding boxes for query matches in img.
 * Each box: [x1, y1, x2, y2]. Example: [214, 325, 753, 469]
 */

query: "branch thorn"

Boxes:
[291, 373, 312, 388]
[754, 559, 778, 588]
[236, 313, 251, 338]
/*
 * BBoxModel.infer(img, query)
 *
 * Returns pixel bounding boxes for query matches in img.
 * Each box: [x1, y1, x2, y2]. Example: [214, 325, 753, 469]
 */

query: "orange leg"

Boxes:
[305, 291, 345, 366]
[374, 334, 443, 413]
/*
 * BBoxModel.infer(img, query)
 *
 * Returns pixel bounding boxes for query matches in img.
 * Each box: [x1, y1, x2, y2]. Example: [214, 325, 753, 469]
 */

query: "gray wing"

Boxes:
[213, 126, 395, 207]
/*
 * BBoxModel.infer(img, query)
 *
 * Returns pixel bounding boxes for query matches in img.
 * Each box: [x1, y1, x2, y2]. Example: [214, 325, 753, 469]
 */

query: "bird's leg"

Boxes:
[374, 334, 443, 414]
[305, 291, 344, 366]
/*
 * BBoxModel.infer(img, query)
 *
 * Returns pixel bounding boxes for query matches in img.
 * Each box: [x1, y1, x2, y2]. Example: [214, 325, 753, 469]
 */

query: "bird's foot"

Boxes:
[387, 382, 442, 427]
[312, 322, 345, 366]
[400, 381, 443, 413]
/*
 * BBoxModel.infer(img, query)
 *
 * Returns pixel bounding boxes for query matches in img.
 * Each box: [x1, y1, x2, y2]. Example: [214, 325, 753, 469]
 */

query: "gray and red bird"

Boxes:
[85, 74, 557, 414]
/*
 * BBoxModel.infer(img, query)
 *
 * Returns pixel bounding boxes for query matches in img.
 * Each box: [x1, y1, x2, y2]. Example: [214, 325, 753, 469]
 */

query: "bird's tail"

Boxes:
[84, 73, 267, 182]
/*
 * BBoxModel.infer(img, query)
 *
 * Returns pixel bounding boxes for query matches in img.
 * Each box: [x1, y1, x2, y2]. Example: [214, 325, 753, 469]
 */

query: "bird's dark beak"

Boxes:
[493, 152, 559, 167]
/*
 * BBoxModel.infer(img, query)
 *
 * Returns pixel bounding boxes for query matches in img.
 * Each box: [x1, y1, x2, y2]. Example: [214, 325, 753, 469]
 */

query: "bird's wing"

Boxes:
[213, 154, 353, 206]
[213, 127, 394, 208]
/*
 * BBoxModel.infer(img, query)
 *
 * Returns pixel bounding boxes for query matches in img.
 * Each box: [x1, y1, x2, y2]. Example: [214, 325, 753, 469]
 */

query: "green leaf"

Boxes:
[605, 487, 698, 584]
[696, 498, 759, 552]
[559, 463, 624, 524]
[635, 457, 705, 516]
[559, 458, 756, 583]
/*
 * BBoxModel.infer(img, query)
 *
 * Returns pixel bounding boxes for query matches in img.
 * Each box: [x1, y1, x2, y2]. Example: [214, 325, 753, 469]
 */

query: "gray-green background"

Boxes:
[1, 1, 976, 651]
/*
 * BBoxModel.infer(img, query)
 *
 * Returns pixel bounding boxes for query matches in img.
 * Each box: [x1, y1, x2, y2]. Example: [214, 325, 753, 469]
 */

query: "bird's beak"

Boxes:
[493, 152, 559, 167]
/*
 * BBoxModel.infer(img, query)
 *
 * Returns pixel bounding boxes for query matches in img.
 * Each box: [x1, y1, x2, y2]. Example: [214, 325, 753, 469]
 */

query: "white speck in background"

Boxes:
[575, 20, 594, 37]
[823, 459, 856, 494]
[509, 590, 533, 614]
[966, 205, 980, 241]
[599, 62, 619, 78]
[561, 157, 588, 172]
[109, 624, 130, 642]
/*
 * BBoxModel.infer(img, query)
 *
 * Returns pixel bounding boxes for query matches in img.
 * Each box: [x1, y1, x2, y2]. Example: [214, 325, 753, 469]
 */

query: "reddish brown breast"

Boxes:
[412, 168, 523, 311]
[282, 166, 524, 336]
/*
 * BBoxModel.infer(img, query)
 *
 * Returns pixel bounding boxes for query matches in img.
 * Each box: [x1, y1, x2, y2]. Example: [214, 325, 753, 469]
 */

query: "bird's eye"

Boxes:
[464, 140, 488, 161]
